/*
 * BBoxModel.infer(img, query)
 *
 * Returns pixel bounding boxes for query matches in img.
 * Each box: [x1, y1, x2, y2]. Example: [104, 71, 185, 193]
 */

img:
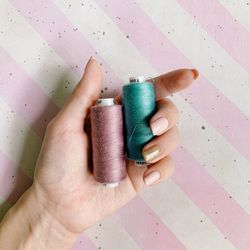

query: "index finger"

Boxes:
[115, 68, 198, 103]
[153, 68, 198, 100]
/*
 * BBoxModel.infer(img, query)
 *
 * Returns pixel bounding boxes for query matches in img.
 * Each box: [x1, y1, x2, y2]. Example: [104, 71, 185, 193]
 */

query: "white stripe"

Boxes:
[53, 0, 250, 214]
[174, 94, 250, 213]
[0, 0, 77, 107]
[86, 216, 140, 250]
[219, 0, 250, 33]
[52, 0, 155, 81]
[0, 98, 41, 177]
[136, 0, 250, 119]
[141, 181, 236, 250]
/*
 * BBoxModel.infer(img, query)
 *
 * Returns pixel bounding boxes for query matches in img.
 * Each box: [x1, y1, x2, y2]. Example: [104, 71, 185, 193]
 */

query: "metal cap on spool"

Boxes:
[103, 182, 119, 188]
[97, 98, 114, 106]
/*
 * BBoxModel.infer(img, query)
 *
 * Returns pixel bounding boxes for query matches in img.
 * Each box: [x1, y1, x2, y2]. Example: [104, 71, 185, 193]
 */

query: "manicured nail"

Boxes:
[191, 68, 199, 80]
[142, 145, 161, 163]
[144, 171, 161, 186]
[150, 117, 168, 135]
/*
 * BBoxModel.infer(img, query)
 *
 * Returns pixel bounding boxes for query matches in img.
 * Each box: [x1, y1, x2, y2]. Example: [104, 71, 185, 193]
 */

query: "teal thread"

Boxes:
[122, 82, 156, 161]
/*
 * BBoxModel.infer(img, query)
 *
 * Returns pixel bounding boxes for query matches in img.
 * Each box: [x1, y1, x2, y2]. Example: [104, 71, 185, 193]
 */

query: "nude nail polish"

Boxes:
[144, 171, 161, 185]
[150, 117, 168, 136]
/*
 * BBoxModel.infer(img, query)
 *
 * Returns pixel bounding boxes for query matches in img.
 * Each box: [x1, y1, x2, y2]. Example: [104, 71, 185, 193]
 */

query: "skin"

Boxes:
[0, 57, 198, 249]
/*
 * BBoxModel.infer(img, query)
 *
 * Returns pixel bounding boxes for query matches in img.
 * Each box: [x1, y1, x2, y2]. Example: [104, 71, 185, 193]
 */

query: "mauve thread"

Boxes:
[90, 98, 126, 187]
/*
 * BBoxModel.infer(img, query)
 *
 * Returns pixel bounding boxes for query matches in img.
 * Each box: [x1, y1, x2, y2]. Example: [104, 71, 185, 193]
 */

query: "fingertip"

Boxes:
[84, 56, 102, 79]
[143, 156, 174, 186]
[144, 170, 161, 186]
[191, 68, 199, 80]
[150, 116, 169, 136]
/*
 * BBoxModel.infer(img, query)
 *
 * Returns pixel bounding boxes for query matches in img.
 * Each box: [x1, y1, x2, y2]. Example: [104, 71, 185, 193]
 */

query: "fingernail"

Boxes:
[191, 68, 199, 80]
[144, 171, 161, 186]
[90, 56, 96, 61]
[142, 145, 161, 163]
[150, 117, 168, 135]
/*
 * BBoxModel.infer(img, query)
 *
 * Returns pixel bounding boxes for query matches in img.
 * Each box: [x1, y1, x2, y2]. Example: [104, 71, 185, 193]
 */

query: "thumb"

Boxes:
[56, 57, 102, 129]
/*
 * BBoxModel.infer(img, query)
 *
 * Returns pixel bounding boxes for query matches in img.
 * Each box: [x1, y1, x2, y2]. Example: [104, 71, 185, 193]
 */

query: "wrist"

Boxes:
[0, 186, 77, 250]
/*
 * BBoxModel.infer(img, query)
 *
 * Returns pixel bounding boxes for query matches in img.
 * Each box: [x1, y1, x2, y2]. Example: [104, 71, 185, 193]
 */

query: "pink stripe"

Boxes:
[71, 234, 97, 250]
[177, 0, 250, 73]
[0, 48, 59, 138]
[96, 0, 250, 162]
[9, 0, 122, 93]
[117, 196, 186, 250]
[0, 151, 32, 204]
[172, 147, 250, 250]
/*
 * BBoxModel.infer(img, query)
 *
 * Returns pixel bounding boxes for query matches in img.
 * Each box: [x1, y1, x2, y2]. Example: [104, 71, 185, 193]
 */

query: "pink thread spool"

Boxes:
[90, 98, 126, 188]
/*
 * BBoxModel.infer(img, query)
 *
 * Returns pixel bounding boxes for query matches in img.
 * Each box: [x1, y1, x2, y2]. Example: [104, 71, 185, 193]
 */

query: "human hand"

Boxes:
[0, 57, 198, 249]
[31, 57, 198, 234]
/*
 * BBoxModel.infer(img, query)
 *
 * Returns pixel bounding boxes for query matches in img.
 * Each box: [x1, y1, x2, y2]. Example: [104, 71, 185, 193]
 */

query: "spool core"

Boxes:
[97, 98, 114, 106]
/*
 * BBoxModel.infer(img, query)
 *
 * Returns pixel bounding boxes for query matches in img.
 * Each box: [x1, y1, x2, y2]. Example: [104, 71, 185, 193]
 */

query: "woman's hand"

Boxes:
[0, 57, 198, 249]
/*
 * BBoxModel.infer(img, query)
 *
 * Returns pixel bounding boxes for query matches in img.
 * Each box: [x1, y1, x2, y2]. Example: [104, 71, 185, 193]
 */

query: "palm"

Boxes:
[34, 126, 140, 233]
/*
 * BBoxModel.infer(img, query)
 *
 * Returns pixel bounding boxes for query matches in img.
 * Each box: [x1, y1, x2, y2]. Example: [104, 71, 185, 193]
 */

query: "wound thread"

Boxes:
[122, 77, 156, 162]
[90, 98, 126, 187]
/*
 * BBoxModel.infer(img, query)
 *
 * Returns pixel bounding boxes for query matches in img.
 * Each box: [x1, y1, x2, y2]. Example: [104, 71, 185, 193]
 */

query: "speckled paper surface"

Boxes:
[1, 0, 250, 249]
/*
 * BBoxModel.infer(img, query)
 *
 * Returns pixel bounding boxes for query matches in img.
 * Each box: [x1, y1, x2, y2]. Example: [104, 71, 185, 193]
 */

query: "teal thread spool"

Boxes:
[122, 76, 156, 164]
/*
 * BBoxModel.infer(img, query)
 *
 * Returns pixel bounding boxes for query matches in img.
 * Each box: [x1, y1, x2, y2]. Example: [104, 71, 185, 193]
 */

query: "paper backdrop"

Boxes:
[0, 0, 250, 249]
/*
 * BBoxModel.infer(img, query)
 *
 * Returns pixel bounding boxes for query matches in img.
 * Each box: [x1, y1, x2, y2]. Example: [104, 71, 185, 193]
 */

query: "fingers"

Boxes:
[150, 98, 179, 136]
[153, 68, 198, 100]
[53, 57, 102, 130]
[129, 99, 179, 189]
[124, 155, 174, 192]
[142, 126, 179, 164]
[143, 156, 174, 186]
[124, 155, 174, 193]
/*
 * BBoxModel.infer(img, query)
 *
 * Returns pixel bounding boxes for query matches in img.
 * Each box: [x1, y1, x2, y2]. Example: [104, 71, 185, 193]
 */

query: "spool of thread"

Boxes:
[122, 76, 156, 164]
[90, 98, 126, 187]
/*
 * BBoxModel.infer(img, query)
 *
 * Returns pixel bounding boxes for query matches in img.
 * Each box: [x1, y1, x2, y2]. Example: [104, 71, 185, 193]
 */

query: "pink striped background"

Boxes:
[0, 0, 250, 249]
